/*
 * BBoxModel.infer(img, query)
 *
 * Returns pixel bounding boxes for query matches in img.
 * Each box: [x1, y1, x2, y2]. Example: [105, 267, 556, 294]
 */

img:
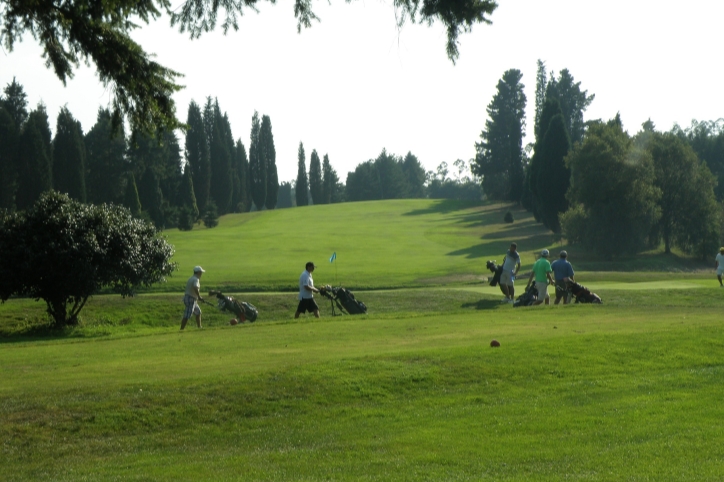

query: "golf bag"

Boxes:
[486, 260, 508, 296]
[319, 285, 367, 315]
[208, 290, 259, 322]
[513, 284, 538, 308]
[565, 281, 602, 304]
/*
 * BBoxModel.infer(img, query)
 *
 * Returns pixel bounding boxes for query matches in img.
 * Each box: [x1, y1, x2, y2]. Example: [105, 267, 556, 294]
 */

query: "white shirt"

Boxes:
[716, 253, 724, 267]
[299, 270, 314, 300]
[185, 275, 201, 299]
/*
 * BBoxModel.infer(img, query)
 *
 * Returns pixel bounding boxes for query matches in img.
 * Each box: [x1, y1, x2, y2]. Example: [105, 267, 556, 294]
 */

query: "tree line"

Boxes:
[473, 60, 724, 258]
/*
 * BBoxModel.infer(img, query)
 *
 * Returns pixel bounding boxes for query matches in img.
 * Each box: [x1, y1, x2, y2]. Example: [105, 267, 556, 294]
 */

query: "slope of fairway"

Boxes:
[162, 200, 549, 292]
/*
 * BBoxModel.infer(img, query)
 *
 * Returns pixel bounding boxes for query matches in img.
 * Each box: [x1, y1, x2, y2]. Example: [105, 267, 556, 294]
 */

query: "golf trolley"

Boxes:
[207, 290, 259, 323]
[318, 285, 367, 316]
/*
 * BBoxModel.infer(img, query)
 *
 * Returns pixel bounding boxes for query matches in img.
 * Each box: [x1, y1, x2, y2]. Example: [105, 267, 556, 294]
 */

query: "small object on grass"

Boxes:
[504, 211, 514, 223]
[229, 318, 238, 325]
[490, 339, 500, 347]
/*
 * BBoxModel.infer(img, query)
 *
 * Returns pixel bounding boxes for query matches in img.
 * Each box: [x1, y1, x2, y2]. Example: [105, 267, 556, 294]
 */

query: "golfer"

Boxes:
[526, 249, 554, 306]
[295, 261, 320, 318]
[180, 266, 205, 330]
[500, 242, 521, 304]
[716, 248, 724, 287]
[551, 250, 575, 304]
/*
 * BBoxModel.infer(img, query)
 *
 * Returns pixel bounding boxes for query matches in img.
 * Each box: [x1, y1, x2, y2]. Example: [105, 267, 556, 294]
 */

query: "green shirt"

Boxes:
[532, 258, 552, 283]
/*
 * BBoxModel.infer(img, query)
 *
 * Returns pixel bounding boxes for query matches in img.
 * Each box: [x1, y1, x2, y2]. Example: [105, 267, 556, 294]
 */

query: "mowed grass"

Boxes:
[160, 199, 713, 293]
[3, 287, 724, 480]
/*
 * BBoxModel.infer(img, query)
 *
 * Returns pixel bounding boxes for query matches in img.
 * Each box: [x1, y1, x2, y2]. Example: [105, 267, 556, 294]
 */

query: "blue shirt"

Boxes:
[551, 259, 574, 281]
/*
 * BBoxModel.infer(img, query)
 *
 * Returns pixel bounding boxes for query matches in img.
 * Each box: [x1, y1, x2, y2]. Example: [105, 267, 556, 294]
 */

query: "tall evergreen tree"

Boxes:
[545, 68, 595, 145]
[0, 106, 19, 210]
[534, 60, 547, 140]
[208, 105, 233, 214]
[295, 142, 309, 207]
[248, 111, 266, 210]
[234, 140, 251, 212]
[85, 108, 128, 205]
[122, 172, 142, 217]
[260, 115, 278, 210]
[137, 169, 164, 227]
[308, 149, 322, 204]
[0, 78, 28, 129]
[178, 165, 199, 220]
[401, 152, 426, 198]
[277, 181, 293, 208]
[535, 114, 571, 233]
[16, 105, 53, 209]
[375, 150, 407, 199]
[346, 160, 380, 202]
[321, 154, 341, 204]
[52, 107, 86, 202]
[473, 69, 527, 202]
[184, 101, 210, 212]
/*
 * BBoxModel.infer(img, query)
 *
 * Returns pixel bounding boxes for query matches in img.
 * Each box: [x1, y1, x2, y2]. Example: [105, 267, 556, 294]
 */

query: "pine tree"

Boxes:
[203, 199, 219, 228]
[375, 150, 407, 199]
[0, 78, 28, 128]
[185, 101, 210, 212]
[16, 105, 53, 210]
[308, 149, 322, 204]
[248, 111, 266, 210]
[535, 114, 571, 233]
[52, 107, 86, 202]
[85, 108, 127, 204]
[260, 115, 278, 210]
[295, 142, 309, 207]
[401, 152, 426, 198]
[321, 154, 340, 204]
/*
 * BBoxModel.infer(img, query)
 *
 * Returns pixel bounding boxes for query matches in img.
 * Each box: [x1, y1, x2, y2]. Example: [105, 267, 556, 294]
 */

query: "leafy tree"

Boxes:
[535, 114, 571, 233]
[277, 181, 293, 208]
[473, 68, 527, 202]
[203, 198, 219, 228]
[643, 130, 720, 256]
[295, 142, 309, 207]
[52, 107, 87, 202]
[85, 108, 128, 204]
[308, 149, 322, 204]
[401, 152, 426, 198]
[0, 191, 175, 328]
[123, 172, 143, 217]
[561, 118, 661, 257]
[16, 105, 53, 210]
[185, 101, 211, 212]
[248, 111, 266, 210]
[673, 119, 724, 201]
[260, 115, 278, 209]
[0, 106, 19, 210]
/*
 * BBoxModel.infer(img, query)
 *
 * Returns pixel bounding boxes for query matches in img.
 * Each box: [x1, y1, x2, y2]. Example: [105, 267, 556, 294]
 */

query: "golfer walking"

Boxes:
[716, 248, 724, 287]
[526, 249, 554, 306]
[180, 266, 205, 330]
[551, 250, 575, 304]
[295, 262, 320, 318]
[500, 242, 521, 303]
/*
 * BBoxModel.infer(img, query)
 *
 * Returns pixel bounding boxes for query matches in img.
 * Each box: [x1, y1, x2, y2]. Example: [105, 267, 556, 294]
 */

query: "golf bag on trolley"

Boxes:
[319, 285, 367, 315]
[513, 284, 539, 308]
[565, 281, 602, 304]
[208, 290, 259, 322]
[486, 260, 508, 296]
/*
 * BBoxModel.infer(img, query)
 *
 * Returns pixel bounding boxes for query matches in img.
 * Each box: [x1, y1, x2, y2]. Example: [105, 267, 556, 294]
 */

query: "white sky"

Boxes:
[2, 0, 723, 183]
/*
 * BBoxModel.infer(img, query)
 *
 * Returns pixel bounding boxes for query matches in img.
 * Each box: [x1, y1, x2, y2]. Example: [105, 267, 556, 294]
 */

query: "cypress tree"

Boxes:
[526, 97, 563, 221]
[536, 113, 571, 233]
[321, 154, 332, 204]
[308, 149, 322, 204]
[178, 165, 199, 221]
[123, 172, 143, 216]
[277, 181, 293, 208]
[234, 140, 251, 212]
[248, 111, 265, 210]
[17, 105, 53, 210]
[295, 142, 309, 207]
[85, 109, 127, 204]
[208, 113, 233, 214]
[137, 170, 164, 227]
[0, 78, 28, 129]
[260, 115, 278, 210]
[185, 101, 210, 212]
[52, 107, 86, 202]
[0, 106, 19, 210]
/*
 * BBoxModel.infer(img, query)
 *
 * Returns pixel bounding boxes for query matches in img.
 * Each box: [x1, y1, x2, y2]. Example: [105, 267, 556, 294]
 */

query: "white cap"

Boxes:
[540, 249, 550, 258]
[193, 266, 205, 273]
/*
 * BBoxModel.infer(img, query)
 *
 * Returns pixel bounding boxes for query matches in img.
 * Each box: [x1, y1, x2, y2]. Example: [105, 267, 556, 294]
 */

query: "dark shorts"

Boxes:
[297, 298, 319, 313]
[555, 280, 568, 297]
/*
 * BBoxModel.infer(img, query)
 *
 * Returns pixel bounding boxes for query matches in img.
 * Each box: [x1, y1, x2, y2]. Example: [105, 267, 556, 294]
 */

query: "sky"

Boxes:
[2, 0, 723, 183]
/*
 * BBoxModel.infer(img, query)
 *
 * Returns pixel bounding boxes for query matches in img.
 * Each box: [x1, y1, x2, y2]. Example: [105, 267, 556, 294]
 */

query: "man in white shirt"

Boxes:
[180, 266, 205, 330]
[500, 242, 521, 303]
[295, 261, 320, 318]
[716, 248, 724, 287]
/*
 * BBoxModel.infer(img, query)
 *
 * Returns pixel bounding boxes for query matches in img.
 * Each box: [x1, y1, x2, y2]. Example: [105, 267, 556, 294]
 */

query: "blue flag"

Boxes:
[329, 252, 336, 263]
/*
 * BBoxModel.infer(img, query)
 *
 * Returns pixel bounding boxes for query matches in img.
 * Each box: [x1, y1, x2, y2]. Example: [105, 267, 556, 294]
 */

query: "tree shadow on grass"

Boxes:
[403, 199, 483, 216]
[461, 299, 504, 310]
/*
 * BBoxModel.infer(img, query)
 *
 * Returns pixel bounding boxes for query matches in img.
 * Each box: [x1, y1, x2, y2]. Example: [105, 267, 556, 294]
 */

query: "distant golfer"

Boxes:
[180, 266, 205, 330]
[500, 242, 521, 304]
[295, 261, 320, 318]
[716, 248, 724, 287]
[551, 250, 575, 304]
[526, 249, 554, 306]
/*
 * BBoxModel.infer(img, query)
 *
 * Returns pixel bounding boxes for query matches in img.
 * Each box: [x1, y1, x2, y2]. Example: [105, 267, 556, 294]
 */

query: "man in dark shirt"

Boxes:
[551, 251, 575, 305]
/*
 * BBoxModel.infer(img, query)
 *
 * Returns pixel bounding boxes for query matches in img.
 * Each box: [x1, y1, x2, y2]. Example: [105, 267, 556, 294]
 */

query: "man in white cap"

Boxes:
[180, 266, 205, 330]
[526, 249, 554, 306]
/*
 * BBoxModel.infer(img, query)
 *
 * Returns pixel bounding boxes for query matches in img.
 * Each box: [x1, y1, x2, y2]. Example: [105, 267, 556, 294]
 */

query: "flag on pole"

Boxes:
[329, 252, 337, 263]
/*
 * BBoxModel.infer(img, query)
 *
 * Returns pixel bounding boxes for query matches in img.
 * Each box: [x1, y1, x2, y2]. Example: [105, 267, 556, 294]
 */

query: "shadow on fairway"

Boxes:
[403, 199, 483, 216]
[461, 299, 504, 310]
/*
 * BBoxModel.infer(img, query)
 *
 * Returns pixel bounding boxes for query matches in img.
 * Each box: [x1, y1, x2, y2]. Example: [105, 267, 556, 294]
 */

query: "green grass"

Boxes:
[2, 199, 723, 480]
